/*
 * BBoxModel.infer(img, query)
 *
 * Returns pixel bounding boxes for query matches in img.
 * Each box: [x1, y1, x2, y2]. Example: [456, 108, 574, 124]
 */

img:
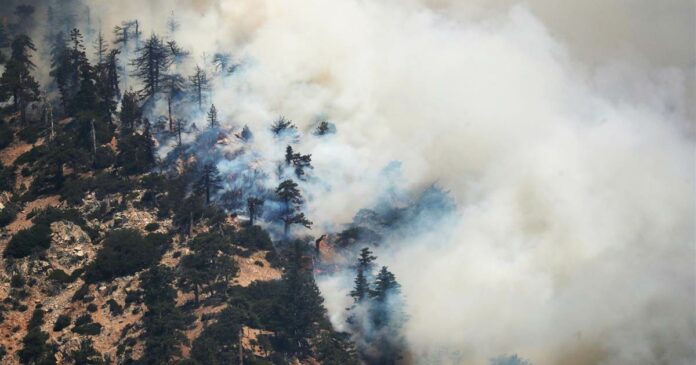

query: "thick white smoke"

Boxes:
[74, 0, 696, 364]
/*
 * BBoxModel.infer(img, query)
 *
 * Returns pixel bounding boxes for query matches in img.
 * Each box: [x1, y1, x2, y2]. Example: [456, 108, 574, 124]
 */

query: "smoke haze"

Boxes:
[13, 0, 696, 364]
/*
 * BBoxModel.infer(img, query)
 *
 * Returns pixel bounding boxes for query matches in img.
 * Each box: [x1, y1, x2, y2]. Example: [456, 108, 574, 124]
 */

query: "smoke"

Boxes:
[10, 0, 694, 364]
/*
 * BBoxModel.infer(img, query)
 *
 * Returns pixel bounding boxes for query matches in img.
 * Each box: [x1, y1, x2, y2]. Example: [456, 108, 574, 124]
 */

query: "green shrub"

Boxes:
[0, 122, 13, 149]
[4, 224, 52, 258]
[0, 163, 15, 192]
[10, 274, 24, 288]
[53, 314, 71, 331]
[14, 145, 48, 165]
[90, 172, 130, 199]
[32, 207, 86, 227]
[47, 269, 71, 283]
[59, 176, 89, 206]
[93, 146, 115, 169]
[71, 283, 90, 302]
[106, 299, 123, 316]
[237, 225, 273, 250]
[18, 328, 55, 364]
[0, 204, 18, 228]
[74, 313, 92, 327]
[85, 229, 161, 282]
[27, 309, 44, 329]
[144, 222, 159, 232]
[17, 124, 42, 144]
[72, 322, 102, 335]
[116, 133, 155, 175]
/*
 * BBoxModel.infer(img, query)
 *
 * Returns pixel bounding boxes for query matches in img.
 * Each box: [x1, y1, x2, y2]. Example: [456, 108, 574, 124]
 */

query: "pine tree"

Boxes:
[0, 23, 9, 48]
[285, 145, 313, 179]
[0, 35, 40, 125]
[368, 266, 405, 365]
[212, 52, 232, 74]
[271, 116, 297, 136]
[207, 104, 218, 128]
[166, 40, 189, 65]
[240, 125, 253, 141]
[94, 30, 107, 64]
[281, 240, 326, 357]
[120, 90, 141, 131]
[275, 179, 312, 238]
[131, 33, 171, 98]
[167, 12, 180, 34]
[140, 265, 187, 364]
[349, 248, 376, 303]
[51, 29, 90, 112]
[189, 65, 209, 111]
[195, 163, 223, 205]
[94, 49, 121, 120]
[70, 339, 105, 365]
[179, 232, 238, 305]
[162, 73, 185, 132]
[247, 197, 263, 225]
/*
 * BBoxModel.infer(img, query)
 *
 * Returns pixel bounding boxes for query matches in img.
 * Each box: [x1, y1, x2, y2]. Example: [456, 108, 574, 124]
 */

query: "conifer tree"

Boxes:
[271, 116, 297, 136]
[280, 240, 326, 357]
[275, 179, 312, 237]
[0, 35, 40, 125]
[120, 90, 141, 131]
[0, 23, 9, 49]
[189, 64, 209, 111]
[247, 197, 263, 226]
[140, 265, 187, 364]
[195, 162, 223, 205]
[207, 104, 218, 128]
[94, 30, 107, 64]
[350, 247, 376, 302]
[285, 145, 313, 179]
[70, 339, 105, 365]
[131, 33, 171, 97]
[162, 73, 185, 132]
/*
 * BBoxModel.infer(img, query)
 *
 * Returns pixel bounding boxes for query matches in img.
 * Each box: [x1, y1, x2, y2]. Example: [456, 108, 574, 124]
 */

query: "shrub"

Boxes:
[14, 144, 48, 165]
[90, 172, 131, 199]
[47, 269, 71, 283]
[72, 322, 102, 335]
[74, 313, 93, 327]
[18, 328, 55, 364]
[10, 274, 25, 288]
[93, 146, 116, 169]
[86, 303, 98, 312]
[116, 133, 155, 175]
[59, 176, 89, 206]
[71, 283, 90, 302]
[53, 314, 71, 331]
[106, 299, 123, 316]
[144, 222, 159, 232]
[0, 206, 18, 228]
[17, 124, 42, 144]
[85, 229, 161, 282]
[0, 122, 13, 149]
[32, 207, 86, 227]
[3, 224, 52, 258]
[0, 163, 15, 192]
[27, 309, 44, 329]
[237, 225, 273, 250]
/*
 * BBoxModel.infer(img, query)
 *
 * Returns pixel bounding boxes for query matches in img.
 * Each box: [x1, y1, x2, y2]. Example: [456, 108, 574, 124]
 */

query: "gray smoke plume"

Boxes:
[7, 0, 694, 364]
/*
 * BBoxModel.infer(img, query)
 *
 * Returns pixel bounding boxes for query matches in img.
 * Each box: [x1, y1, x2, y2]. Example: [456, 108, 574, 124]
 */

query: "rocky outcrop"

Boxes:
[48, 221, 93, 273]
